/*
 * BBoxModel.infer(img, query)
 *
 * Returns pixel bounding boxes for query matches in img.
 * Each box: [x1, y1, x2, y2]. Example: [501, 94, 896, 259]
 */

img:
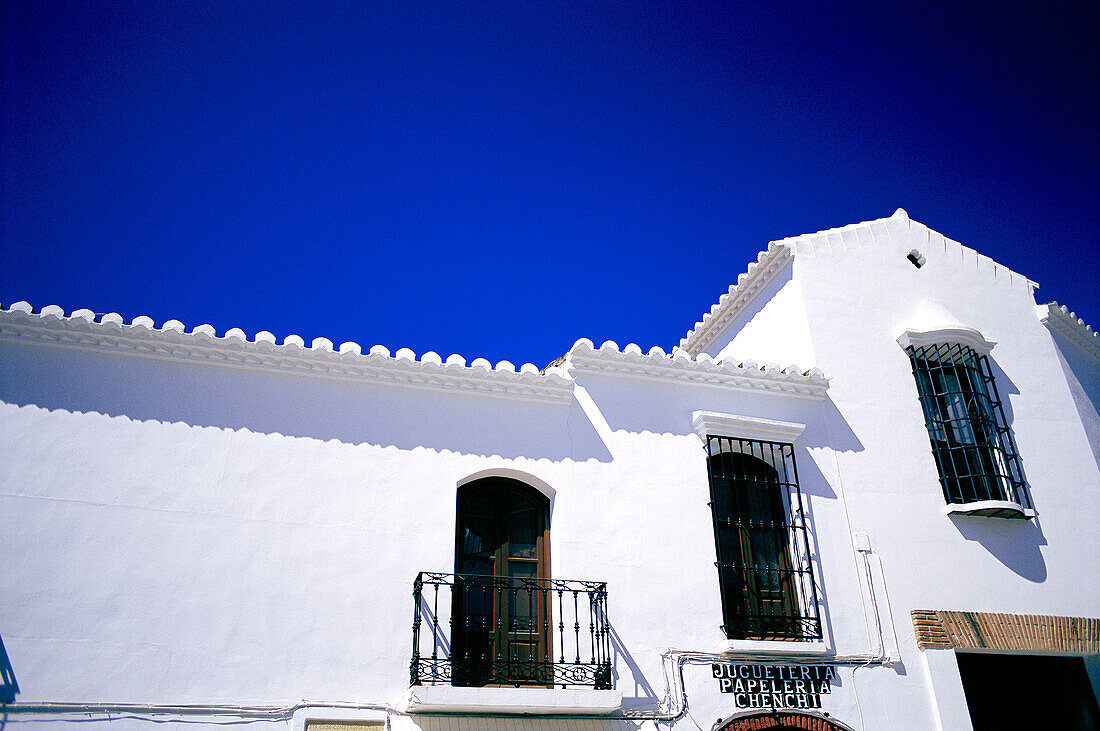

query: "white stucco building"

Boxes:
[2, 210, 1098, 730]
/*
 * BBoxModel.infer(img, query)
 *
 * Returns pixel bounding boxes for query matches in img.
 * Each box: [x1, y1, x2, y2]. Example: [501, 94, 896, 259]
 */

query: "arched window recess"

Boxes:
[897, 301, 1033, 518]
[693, 412, 822, 641]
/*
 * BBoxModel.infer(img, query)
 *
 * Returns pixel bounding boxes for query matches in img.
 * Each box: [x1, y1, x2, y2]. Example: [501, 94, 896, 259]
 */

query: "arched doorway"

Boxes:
[718, 711, 852, 731]
[452, 477, 550, 686]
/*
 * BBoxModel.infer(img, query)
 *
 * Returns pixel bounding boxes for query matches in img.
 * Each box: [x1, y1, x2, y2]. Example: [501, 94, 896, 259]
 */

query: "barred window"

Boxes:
[705, 436, 821, 641]
[906, 343, 1031, 517]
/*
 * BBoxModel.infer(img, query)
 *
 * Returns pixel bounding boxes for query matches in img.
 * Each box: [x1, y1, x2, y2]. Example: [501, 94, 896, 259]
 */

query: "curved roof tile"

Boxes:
[1039, 303, 1100, 362]
[0, 302, 572, 404]
[564, 338, 828, 399]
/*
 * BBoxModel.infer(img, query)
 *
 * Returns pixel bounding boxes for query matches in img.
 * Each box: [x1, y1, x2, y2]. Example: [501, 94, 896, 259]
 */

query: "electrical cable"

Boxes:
[0, 701, 394, 719]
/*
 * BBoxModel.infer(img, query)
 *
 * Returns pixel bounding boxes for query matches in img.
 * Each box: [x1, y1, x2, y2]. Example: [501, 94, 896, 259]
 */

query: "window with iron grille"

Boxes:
[704, 436, 821, 640]
[905, 343, 1031, 517]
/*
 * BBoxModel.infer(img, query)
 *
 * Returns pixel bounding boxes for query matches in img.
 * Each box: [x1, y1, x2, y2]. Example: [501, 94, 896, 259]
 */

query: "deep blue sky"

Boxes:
[3, 2, 1097, 367]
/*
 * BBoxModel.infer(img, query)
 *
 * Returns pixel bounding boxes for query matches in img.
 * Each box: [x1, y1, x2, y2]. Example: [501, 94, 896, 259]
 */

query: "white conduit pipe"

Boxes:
[622, 548, 896, 724]
[5, 554, 895, 726]
[0, 700, 394, 718]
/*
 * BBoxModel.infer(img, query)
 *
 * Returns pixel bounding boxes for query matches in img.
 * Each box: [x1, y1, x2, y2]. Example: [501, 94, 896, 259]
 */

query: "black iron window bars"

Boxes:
[411, 572, 612, 689]
[705, 436, 822, 641]
[906, 343, 1031, 516]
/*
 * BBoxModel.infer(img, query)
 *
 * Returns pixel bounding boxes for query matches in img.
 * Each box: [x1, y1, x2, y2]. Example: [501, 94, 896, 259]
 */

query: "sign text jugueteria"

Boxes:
[712, 663, 836, 710]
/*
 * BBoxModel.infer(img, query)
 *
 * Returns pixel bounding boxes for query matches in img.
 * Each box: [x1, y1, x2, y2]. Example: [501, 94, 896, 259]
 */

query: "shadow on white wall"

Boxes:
[0, 343, 613, 462]
[0, 634, 17, 703]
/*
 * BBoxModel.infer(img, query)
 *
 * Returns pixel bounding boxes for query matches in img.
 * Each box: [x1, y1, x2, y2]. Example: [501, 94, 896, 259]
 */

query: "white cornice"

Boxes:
[565, 339, 829, 400]
[944, 500, 1035, 520]
[1039, 303, 1100, 362]
[0, 303, 574, 404]
[896, 327, 996, 356]
[679, 242, 793, 356]
[692, 411, 806, 442]
[680, 211, 909, 356]
[680, 209, 1038, 359]
[895, 298, 996, 355]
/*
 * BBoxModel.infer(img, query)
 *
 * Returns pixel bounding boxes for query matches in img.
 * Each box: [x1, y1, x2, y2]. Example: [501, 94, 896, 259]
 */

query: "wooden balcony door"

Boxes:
[453, 478, 550, 686]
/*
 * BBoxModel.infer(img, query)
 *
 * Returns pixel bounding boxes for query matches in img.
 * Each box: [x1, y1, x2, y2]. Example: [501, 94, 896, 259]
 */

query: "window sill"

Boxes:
[399, 685, 623, 715]
[944, 500, 1035, 519]
[719, 639, 829, 655]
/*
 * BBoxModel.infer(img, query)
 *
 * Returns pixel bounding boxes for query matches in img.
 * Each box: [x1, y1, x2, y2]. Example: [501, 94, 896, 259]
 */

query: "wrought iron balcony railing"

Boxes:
[411, 571, 612, 689]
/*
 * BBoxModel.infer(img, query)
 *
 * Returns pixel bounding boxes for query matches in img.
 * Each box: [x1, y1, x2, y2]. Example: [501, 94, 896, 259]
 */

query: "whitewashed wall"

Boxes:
[0, 336, 857, 723]
[2, 213, 1097, 731]
[700, 211, 1100, 728]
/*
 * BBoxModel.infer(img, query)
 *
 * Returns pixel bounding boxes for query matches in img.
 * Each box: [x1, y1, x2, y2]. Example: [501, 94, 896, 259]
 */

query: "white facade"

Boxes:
[2, 210, 1098, 730]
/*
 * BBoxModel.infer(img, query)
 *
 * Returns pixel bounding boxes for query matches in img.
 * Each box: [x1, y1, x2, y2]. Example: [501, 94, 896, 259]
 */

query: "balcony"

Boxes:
[411, 572, 612, 690]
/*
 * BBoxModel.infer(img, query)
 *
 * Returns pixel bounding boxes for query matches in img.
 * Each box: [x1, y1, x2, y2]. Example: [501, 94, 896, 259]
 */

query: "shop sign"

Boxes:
[712, 663, 835, 710]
